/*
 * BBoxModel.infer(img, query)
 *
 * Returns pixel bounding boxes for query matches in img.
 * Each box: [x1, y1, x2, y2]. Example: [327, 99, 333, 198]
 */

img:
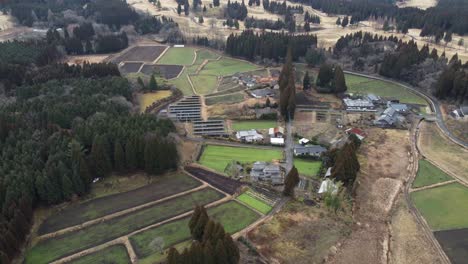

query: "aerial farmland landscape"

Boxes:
[0, 0, 468, 264]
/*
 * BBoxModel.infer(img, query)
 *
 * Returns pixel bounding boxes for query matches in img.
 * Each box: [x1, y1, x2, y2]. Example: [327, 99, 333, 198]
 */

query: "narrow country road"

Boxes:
[343, 70, 468, 148]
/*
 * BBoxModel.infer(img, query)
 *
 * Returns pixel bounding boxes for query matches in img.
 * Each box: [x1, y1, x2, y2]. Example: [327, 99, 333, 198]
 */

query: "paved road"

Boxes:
[344, 70, 468, 148]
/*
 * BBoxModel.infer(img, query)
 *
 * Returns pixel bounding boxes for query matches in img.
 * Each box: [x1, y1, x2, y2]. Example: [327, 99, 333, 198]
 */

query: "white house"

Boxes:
[236, 130, 263, 142]
[270, 137, 285, 146]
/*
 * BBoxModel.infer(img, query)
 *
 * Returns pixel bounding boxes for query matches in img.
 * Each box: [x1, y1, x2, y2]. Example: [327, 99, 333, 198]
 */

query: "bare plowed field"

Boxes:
[185, 166, 243, 195]
[140, 64, 183, 79]
[112, 46, 167, 63]
[434, 228, 468, 264]
[120, 62, 143, 73]
[39, 173, 201, 235]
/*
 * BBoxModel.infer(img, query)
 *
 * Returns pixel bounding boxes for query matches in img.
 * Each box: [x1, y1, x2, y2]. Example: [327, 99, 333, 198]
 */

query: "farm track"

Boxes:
[409, 180, 457, 193]
[401, 119, 451, 264]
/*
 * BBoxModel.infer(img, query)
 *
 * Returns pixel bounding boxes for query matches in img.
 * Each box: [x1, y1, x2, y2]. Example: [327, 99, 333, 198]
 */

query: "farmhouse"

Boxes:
[345, 128, 366, 141]
[387, 101, 409, 113]
[236, 130, 264, 142]
[249, 88, 276, 98]
[367, 94, 381, 103]
[343, 98, 375, 111]
[250, 161, 283, 185]
[374, 107, 405, 127]
[268, 127, 285, 138]
[293, 144, 327, 157]
[270, 137, 285, 146]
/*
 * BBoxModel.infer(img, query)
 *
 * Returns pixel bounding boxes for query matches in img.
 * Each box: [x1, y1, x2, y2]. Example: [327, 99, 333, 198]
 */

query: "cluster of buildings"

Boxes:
[250, 161, 283, 185]
[374, 102, 409, 127]
[343, 94, 381, 111]
[235, 126, 285, 146]
[232, 73, 279, 89]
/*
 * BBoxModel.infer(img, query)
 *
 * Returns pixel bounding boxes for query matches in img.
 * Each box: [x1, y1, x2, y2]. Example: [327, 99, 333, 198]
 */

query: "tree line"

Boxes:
[434, 57, 468, 103]
[315, 64, 347, 93]
[225, 0, 248, 21]
[167, 206, 240, 264]
[244, 17, 287, 31]
[262, 0, 303, 15]
[225, 30, 318, 61]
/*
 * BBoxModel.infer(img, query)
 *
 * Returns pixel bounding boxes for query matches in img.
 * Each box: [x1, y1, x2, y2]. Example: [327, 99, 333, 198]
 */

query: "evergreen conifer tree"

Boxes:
[283, 166, 299, 197]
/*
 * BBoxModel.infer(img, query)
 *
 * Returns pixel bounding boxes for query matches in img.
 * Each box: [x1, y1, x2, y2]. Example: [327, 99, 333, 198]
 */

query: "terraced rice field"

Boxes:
[198, 145, 283, 173]
[157, 47, 195, 65]
[237, 193, 273, 214]
[26, 188, 223, 264]
[412, 159, 452, 188]
[200, 57, 258, 76]
[68, 245, 130, 264]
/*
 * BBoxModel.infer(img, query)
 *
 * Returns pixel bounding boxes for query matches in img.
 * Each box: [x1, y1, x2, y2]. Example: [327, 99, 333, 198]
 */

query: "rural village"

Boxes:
[0, 0, 468, 264]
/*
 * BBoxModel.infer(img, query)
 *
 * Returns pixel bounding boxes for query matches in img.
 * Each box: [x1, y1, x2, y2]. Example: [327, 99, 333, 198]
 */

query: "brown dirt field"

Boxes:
[206, 97, 272, 118]
[293, 111, 344, 144]
[178, 140, 200, 164]
[418, 121, 468, 182]
[248, 201, 352, 264]
[66, 54, 110, 65]
[444, 118, 468, 143]
[328, 128, 410, 264]
[389, 196, 444, 264]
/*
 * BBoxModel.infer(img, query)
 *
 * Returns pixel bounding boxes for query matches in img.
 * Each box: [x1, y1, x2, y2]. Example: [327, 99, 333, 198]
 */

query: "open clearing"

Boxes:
[205, 92, 245, 105]
[156, 47, 195, 65]
[249, 201, 351, 264]
[130, 201, 260, 261]
[38, 173, 200, 235]
[168, 72, 193, 95]
[198, 145, 283, 173]
[231, 120, 277, 131]
[294, 159, 322, 178]
[237, 193, 272, 214]
[113, 46, 167, 63]
[345, 74, 427, 105]
[418, 121, 468, 182]
[411, 183, 468, 231]
[412, 159, 452, 188]
[200, 57, 259, 76]
[434, 228, 468, 264]
[69, 244, 130, 264]
[190, 74, 218, 94]
[137, 91, 172, 112]
[26, 188, 223, 264]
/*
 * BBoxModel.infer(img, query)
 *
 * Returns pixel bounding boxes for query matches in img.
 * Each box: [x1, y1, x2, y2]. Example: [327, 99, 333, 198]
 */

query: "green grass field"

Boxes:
[237, 193, 272, 214]
[199, 145, 283, 173]
[412, 160, 452, 188]
[190, 74, 218, 95]
[411, 183, 468, 231]
[231, 120, 277, 131]
[194, 49, 220, 63]
[345, 74, 427, 105]
[205, 93, 245, 105]
[130, 201, 259, 259]
[294, 159, 322, 178]
[168, 72, 193, 95]
[157, 47, 195, 65]
[25, 188, 223, 264]
[69, 245, 130, 264]
[200, 57, 258, 76]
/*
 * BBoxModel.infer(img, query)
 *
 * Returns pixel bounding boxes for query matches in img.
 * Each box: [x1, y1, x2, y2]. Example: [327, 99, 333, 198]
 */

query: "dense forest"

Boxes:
[0, 40, 179, 263]
[262, 0, 303, 15]
[287, 0, 468, 36]
[225, 0, 248, 21]
[225, 30, 317, 61]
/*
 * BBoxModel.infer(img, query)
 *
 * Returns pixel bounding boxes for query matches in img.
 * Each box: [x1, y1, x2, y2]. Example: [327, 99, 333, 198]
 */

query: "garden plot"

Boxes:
[120, 62, 143, 74]
[237, 191, 273, 214]
[140, 64, 183, 79]
[412, 159, 452, 188]
[69, 244, 130, 264]
[156, 47, 195, 65]
[39, 173, 200, 235]
[27, 188, 223, 264]
[185, 166, 243, 195]
[113, 46, 167, 63]
[294, 159, 322, 179]
[198, 145, 283, 173]
[130, 201, 260, 261]
[411, 183, 468, 231]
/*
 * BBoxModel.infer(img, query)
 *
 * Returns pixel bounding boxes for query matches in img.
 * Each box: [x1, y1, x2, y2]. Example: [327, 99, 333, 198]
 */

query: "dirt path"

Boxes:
[37, 183, 208, 241]
[410, 180, 457, 192]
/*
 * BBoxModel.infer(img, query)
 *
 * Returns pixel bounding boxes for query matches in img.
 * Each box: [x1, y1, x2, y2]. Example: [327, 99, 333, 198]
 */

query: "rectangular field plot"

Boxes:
[185, 166, 243, 195]
[130, 201, 260, 260]
[200, 57, 259, 76]
[120, 62, 142, 74]
[412, 159, 452, 188]
[237, 193, 272, 214]
[69, 245, 130, 264]
[411, 183, 468, 231]
[231, 120, 277, 131]
[294, 159, 321, 178]
[190, 74, 218, 95]
[26, 188, 223, 264]
[345, 74, 427, 105]
[194, 49, 220, 64]
[157, 47, 195, 65]
[434, 228, 468, 264]
[113, 46, 167, 63]
[205, 92, 245, 106]
[39, 173, 200, 235]
[168, 73, 194, 95]
[140, 64, 183, 79]
[198, 145, 283, 173]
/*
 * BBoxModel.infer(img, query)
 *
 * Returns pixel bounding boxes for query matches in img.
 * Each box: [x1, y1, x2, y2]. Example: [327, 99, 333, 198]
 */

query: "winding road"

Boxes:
[343, 70, 468, 149]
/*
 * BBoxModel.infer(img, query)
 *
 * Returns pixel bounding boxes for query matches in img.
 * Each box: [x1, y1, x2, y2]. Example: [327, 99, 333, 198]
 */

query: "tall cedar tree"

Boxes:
[331, 140, 360, 186]
[149, 74, 158, 91]
[90, 135, 112, 178]
[279, 48, 296, 120]
[316, 64, 333, 87]
[303, 71, 311, 90]
[113, 140, 126, 173]
[283, 166, 300, 197]
[332, 66, 347, 93]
